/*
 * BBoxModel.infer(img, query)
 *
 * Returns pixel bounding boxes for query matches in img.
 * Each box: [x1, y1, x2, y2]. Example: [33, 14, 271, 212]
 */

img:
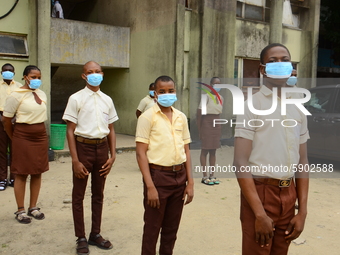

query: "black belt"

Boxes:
[253, 176, 292, 187]
[76, 136, 107, 145]
[149, 163, 184, 172]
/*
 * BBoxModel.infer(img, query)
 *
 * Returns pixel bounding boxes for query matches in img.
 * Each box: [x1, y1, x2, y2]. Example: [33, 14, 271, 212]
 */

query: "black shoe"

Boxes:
[0, 179, 7, 191]
[8, 179, 14, 187]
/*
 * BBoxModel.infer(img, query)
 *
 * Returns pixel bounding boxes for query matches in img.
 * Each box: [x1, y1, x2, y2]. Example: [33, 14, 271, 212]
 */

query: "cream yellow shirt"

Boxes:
[62, 86, 119, 139]
[135, 104, 191, 166]
[0, 79, 22, 111]
[234, 85, 309, 179]
[3, 88, 47, 124]
[137, 95, 155, 113]
[198, 94, 223, 114]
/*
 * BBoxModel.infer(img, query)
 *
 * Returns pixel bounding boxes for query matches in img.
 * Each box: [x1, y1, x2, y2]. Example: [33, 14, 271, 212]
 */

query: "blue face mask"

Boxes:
[286, 76, 297, 86]
[157, 93, 177, 107]
[28, 79, 42, 89]
[2, 71, 14, 80]
[214, 87, 221, 92]
[263, 62, 293, 79]
[149, 90, 155, 97]
[86, 73, 103, 86]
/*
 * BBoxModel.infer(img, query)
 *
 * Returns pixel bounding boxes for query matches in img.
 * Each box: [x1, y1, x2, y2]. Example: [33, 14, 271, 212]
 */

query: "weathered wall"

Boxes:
[189, 0, 237, 140]
[235, 20, 270, 59]
[235, 20, 302, 63]
[75, 0, 179, 135]
[0, 0, 30, 76]
[50, 19, 130, 68]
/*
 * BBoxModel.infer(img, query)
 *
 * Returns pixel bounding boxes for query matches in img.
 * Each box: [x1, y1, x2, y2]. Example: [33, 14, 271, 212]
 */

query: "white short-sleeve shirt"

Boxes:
[62, 86, 118, 139]
[234, 85, 309, 179]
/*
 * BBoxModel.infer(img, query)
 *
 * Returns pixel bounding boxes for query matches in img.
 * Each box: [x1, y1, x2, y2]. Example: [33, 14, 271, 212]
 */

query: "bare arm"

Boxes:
[285, 142, 309, 242]
[136, 110, 142, 118]
[183, 144, 194, 205]
[136, 141, 160, 208]
[99, 123, 116, 178]
[2, 116, 14, 139]
[234, 137, 274, 247]
[66, 121, 89, 179]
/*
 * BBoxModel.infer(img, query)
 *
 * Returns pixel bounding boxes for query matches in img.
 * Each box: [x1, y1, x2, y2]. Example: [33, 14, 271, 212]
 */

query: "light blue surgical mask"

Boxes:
[286, 76, 297, 86]
[2, 71, 14, 80]
[28, 79, 42, 89]
[149, 90, 155, 97]
[262, 62, 293, 79]
[157, 93, 177, 107]
[86, 73, 103, 86]
[214, 87, 221, 92]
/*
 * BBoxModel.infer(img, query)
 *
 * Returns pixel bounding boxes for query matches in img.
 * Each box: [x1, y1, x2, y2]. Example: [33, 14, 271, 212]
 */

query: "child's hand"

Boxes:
[72, 161, 89, 179]
[183, 184, 194, 205]
[147, 186, 160, 209]
[100, 157, 115, 178]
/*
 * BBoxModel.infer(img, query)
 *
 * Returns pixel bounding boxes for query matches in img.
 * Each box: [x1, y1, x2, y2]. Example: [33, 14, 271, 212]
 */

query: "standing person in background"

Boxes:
[136, 75, 194, 255]
[2, 65, 48, 224]
[136, 83, 156, 118]
[0, 63, 22, 191]
[286, 69, 304, 99]
[52, 0, 64, 19]
[63, 61, 118, 255]
[197, 77, 223, 185]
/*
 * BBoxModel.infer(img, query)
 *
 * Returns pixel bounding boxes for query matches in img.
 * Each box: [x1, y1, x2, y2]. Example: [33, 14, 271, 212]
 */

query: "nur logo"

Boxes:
[197, 82, 222, 105]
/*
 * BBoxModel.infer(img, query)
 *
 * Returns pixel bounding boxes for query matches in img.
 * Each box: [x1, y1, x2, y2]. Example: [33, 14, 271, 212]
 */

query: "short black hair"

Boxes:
[210, 77, 220, 85]
[2, 63, 14, 70]
[154, 75, 174, 90]
[149, 83, 155, 89]
[260, 43, 291, 64]
[23, 65, 41, 76]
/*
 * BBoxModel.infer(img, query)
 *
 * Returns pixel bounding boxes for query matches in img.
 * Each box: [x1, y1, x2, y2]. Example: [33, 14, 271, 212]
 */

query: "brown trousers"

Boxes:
[141, 165, 187, 255]
[72, 140, 108, 238]
[0, 120, 13, 181]
[240, 179, 297, 255]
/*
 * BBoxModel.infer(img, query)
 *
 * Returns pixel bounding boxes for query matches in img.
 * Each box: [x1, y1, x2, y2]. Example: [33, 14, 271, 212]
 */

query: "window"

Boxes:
[304, 89, 334, 114]
[0, 33, 28, 58]
[236, 0, 270, 22]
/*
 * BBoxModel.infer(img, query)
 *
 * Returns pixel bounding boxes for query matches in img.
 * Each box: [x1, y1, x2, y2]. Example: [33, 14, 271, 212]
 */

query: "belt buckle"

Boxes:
[172, 164, 181, 172]
[279, 179, 291, 187]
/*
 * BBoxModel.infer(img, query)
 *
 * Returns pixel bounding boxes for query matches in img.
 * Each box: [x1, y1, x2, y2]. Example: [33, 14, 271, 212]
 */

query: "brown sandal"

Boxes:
[88, 233, 113, 250]
[76, 238, 89, 255]
[28, 207, 45, 220]
[14, 210, 32, 224]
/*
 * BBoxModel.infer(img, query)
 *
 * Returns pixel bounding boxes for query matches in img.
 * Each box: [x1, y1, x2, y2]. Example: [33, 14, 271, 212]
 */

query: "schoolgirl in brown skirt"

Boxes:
[2, 65, 48, 224]
[197, 77, 223, 185]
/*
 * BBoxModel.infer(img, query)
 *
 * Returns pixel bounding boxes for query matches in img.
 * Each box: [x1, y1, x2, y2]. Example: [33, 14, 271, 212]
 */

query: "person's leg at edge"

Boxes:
[14, 174, 28, 210]
[159, 185, 186, 255]
[141, 184, 168, 255]
[90, 142, 108, 237]
[200, 149, 209, 178]
[0, 122, 9, 186]
[29, 173, 41, 208]
[240, 191, 272, 255]
[72, 173, 89, 238]
[208, 149, 216, 177]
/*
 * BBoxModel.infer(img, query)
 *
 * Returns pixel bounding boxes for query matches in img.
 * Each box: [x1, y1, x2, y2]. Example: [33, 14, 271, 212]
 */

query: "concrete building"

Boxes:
[0, 0, 320, 140]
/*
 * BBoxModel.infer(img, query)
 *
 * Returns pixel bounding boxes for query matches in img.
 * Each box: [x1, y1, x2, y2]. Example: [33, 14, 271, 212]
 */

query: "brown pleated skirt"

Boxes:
[11, 123, 49, 175]
[200, 114, 221, 150]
